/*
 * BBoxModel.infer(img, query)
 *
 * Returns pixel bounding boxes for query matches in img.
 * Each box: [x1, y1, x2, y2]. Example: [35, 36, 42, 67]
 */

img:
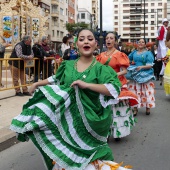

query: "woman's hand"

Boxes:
[136, 66, 143, 71]
[29, 83, 38, 95]
[71, 80, 88, 89]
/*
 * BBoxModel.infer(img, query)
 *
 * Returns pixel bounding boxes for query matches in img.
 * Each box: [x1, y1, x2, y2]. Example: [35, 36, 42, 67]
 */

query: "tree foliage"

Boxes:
[66, 23, 89, 34]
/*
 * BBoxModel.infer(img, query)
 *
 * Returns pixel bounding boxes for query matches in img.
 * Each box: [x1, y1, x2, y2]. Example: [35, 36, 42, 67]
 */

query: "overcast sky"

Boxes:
[98, 0, 113, 31]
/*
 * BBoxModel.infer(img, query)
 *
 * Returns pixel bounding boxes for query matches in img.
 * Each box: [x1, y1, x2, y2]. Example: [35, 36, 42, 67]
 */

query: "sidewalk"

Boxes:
[0, 89, 30, 144]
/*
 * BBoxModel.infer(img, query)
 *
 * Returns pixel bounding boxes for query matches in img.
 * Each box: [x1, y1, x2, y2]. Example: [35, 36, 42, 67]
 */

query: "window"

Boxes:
[52, 5, 58, 13]
[52, 18, 58, 26]
[151, 9, 154, 13]
[60, 8, 64, 15]
[123, 4, 129, 7]
[60, 31, 64, 38]
[151, 21, 154, 25]
[60, 20, 64, 27]
[66, 8, 67, 15]
[52, 30, 54, 37]
[57, 31, 59, 37]
[115, 16, 118, 19]
[81, 13, 85, 19]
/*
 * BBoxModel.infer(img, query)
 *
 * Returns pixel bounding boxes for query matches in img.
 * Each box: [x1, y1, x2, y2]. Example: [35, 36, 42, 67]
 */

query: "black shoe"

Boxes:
[133, 108, 138, 117]
[146, 112, 150, 115]
[16, 92, 24, 96]
[115, 138, 121, 142]
[23, 92, 31, 96]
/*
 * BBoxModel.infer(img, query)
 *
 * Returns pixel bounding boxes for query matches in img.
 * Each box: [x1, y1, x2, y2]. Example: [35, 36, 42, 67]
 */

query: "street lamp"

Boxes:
[99, 0, 103, 52]
[143, 0, 146, 40]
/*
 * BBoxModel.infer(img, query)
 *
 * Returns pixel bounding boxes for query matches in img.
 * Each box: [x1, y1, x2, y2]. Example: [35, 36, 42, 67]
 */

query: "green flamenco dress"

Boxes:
[10, 59, 121, 170]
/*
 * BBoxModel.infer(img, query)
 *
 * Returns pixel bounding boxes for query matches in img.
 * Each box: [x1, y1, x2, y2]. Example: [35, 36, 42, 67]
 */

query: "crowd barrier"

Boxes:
[0, 57, 60, 92]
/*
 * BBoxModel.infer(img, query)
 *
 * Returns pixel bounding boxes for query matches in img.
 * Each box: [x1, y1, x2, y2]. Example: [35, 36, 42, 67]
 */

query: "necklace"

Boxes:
[71, 58, 96, 82]
[105, 48, 116, 57]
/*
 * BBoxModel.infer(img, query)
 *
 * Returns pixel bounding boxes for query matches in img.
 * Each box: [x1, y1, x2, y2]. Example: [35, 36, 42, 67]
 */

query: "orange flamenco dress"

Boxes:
[96, 51, 138, 138]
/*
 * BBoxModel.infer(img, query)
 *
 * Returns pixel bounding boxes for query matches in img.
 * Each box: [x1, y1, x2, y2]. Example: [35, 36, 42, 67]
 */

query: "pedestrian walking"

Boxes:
[10, 29, 133, 170]
[8, 35, 33, 96]
[126, 38, 155, 115]
[97, 32, 138, 141]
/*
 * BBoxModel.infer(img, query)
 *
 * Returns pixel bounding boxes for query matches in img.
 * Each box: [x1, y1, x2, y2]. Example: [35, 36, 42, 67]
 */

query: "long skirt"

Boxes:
[111, 89, 138, 138]
[127, 81, 155, 109]
[164, 61, 170, 96]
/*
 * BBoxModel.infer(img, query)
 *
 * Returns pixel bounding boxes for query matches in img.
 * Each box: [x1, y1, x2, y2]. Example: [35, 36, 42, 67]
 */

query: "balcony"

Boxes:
[51, 11, 59, 17]
[51, 0, 59, 5]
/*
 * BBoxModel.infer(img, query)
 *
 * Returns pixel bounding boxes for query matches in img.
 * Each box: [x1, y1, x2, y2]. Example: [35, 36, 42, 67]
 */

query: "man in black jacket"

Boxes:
[32, 38, 50, 82]
[8, 35, 34, 96]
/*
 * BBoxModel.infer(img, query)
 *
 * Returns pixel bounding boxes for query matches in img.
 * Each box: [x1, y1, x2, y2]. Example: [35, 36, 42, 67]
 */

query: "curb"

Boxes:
[0, 126, 16, 144]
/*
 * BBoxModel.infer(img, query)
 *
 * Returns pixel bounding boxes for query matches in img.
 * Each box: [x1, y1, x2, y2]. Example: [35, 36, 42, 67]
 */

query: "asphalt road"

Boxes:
[0, 80, 170, 170]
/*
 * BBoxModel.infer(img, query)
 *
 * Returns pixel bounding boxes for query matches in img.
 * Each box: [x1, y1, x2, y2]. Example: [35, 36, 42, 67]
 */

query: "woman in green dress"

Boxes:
[10, 29, 132, 170]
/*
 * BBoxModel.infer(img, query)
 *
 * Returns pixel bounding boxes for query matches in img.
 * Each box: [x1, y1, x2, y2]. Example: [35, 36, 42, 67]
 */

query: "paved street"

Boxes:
[0, 80, 170, 170]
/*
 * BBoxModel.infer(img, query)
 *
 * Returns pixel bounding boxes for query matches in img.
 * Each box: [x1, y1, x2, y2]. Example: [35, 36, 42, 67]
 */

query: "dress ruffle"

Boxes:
[126, 65, 155, 83]
[111, 100, 136, 138]
[52, 160, 132, 170]
[127, 81, 155, 108]
[164, 60, 170, 96]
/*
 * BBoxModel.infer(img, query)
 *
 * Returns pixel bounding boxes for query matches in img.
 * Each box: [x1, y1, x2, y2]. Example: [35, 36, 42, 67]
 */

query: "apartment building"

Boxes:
[113, 0, 167, 42]
[78, 8, 93, 28]
[167, 0, 170, 20]
[78, 0, 98, 29]
[68, 0, 75, 23]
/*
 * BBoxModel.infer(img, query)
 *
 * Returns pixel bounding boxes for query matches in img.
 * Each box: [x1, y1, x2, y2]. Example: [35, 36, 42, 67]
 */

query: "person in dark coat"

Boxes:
[41, 36, 52, 79]
[8, 35, 33, 96]
[32, 38, 50, 82]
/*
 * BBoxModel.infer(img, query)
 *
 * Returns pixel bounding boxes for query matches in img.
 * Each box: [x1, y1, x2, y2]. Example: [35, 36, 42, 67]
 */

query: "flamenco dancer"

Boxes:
[10, 29, 132, 170]
[97, 32, 138, 141]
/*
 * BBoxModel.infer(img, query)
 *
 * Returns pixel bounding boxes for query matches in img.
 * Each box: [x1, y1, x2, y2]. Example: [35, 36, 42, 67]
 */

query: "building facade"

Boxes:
[1, 0, 99, 48]
[78, 0, 98, 29]
[113, 0, 167, 42]
[78, 8, 93, 28]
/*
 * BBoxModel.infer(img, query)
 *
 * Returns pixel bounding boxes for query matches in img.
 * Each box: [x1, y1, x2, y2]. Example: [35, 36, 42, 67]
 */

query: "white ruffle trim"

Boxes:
[52, 160, 132, 170]
[117, 96, 139, 106]
[146, 63, 154, 66]
[99, 84, 119, 108]
[47, 76, 60, 85]
[75, 86, 107, 143]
